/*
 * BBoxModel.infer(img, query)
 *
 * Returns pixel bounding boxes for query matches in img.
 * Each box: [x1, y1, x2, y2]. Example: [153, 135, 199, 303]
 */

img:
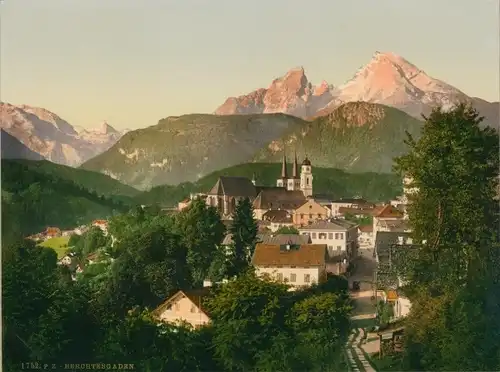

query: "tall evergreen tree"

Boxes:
[228, 197, 258, 277]
[394, 103, 500, 371]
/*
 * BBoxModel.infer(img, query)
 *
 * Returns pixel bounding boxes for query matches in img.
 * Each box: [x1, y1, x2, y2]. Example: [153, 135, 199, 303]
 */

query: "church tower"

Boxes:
[276, 151, 288, 188]
[300, 156, 313, 198]
[287, 151, 301, 191]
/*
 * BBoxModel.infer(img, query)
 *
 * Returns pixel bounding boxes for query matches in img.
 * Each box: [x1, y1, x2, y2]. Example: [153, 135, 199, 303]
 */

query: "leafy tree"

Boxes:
[286, 292, 352, 371]
[175, 198, 226, 285]
[206, 271, 289, 371]
[98, 223, 191, 317]
[228, 197, 258, 277]
[394, 103, 500, 371]
[275, 226, 300, 235]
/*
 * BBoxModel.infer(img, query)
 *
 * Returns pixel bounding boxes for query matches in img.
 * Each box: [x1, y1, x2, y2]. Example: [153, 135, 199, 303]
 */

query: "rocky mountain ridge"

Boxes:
[215, 52, 499, 128]
[0, 102, 127, 166]
[81, 103, 425, 189]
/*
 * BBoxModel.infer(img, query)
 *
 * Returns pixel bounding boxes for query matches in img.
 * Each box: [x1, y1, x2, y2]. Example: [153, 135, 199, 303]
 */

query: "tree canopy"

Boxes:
[393, 103, 500, 371]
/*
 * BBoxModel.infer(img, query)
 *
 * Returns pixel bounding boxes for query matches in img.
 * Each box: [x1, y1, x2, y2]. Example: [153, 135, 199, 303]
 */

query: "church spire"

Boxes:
[281, 150, 288, 179]
[292, 150, 299, 179]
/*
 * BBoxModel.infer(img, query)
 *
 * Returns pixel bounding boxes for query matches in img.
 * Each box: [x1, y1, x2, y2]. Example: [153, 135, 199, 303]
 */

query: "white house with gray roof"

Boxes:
[298, 219, 359, 260]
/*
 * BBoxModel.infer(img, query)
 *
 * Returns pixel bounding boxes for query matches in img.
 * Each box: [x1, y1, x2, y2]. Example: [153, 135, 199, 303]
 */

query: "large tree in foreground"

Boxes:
[394, 103, 500, 371]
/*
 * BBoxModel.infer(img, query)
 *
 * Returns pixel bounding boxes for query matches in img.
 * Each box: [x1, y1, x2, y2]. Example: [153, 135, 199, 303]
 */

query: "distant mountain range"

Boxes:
[5, 52, 498, 190]
[215, 52, 499, 129]
[0, 102, 129, 166]
[1, 129, 45, 161]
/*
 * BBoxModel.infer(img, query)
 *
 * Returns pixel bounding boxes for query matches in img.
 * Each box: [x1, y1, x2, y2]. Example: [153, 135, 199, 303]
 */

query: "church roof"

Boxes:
[253, 189, 306, 210]
[302, 157, 311, 166]
[207, 176, 256, 197]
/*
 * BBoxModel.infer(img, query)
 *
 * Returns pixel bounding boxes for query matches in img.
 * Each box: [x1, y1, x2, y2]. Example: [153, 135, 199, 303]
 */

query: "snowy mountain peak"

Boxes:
[0, 102, 127, 166]
[97, 121, 118, 134]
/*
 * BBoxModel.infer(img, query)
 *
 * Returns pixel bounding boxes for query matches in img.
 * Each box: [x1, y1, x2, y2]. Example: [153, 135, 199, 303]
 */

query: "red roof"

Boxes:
[92, 220, 108, 225]
[358, 225, 373, 233]
[372, 205, 403, 218]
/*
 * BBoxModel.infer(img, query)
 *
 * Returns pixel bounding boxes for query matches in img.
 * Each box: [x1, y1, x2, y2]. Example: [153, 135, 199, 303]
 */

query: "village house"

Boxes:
[57, 252, 76, 266]
[177, 198, 191, 211]
[152, 289, 211, 328]
[252, 243, 327, 290]
[92, 220, 109, 236]
[298, 219, 359, 260]
[358, 224, 374, 248]
[61, 230, 74, 237]
[372, 204, 405, 237]
[337, 206, 374, 219]
[375, 232, 416, 320]
[293, 199, 329, 226]
[45, 227, 61, 239]
[73, 225, 89, 235]
[330, 198, 374, 217]
[262, 209, 295, 232]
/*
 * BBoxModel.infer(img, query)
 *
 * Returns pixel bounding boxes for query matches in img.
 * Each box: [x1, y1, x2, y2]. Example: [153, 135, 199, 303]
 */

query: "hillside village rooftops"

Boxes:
[252, 243, 327, 267]
[300, 219, 357, 231]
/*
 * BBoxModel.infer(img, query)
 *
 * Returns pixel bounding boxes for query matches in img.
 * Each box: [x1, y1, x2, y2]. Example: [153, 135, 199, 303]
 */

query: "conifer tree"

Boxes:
[228, 197, 258, 277]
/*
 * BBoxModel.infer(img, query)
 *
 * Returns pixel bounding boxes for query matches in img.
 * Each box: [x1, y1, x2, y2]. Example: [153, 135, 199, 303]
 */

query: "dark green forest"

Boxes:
[1, 160, 129, 244]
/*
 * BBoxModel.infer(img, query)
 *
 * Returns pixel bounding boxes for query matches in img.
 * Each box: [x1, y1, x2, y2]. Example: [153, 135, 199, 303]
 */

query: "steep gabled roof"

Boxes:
[207, 176, 257, 197]
[252, 243, 327, 267]
[152, 288, 212, 318]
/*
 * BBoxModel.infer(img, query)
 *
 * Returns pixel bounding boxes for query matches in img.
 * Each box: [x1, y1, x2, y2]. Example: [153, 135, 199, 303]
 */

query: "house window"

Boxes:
[335, 233, 339, 239]
[166, 304, 173, 311]
[290, 273, 297, 282]
[190, 304, 196, 313]
[339, 233, 344, 239]
[175, 303, 180, 311]
[304, 274, 311, 283]
[312, 233, 317, 239]
[309, 214, 313, 219]
[277, 273, 284, 282]
[300, 214, 304, 219]
[328, 233, 333, 239]
[328, 245, 333, 250]
[337, 246, 342, 251]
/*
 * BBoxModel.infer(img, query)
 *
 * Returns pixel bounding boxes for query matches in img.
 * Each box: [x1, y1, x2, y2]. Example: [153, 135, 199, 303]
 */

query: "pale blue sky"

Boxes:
[1, 0, 498, 130]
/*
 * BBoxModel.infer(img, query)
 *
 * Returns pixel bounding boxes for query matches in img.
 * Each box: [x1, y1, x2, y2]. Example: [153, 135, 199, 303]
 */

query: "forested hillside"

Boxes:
[2, 160, 130, 243]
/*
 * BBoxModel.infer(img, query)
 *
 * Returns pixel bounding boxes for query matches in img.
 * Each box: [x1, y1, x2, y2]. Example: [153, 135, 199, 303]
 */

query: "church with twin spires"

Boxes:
[276, 151, 313, 198]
